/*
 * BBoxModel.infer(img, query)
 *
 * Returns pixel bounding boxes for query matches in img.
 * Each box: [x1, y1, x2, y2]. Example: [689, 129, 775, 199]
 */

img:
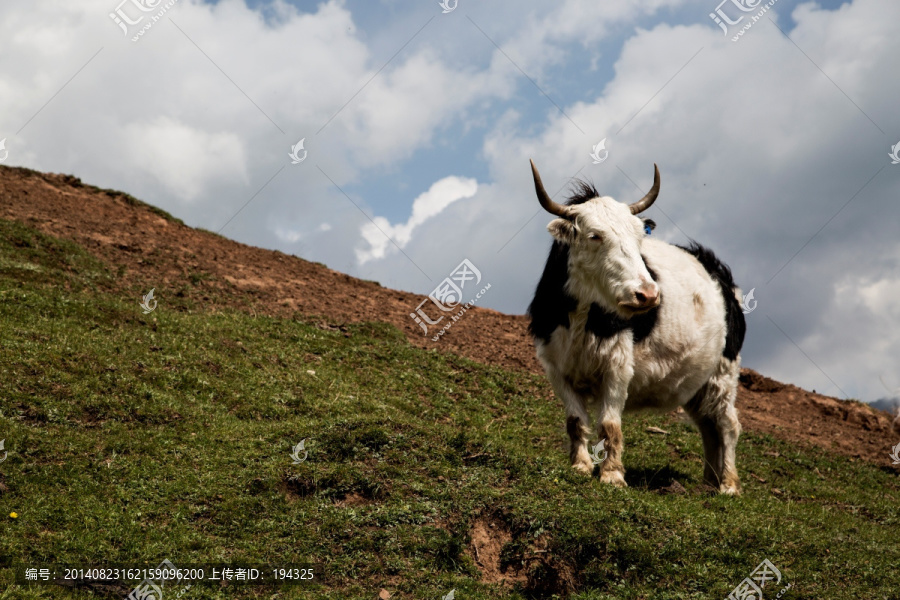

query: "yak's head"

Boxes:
[531, 160, 661, 317]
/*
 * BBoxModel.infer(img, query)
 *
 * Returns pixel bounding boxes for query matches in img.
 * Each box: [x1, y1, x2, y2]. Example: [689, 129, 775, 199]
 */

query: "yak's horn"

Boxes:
[530, 160, 570, 218]
[629, 164, 660, 214]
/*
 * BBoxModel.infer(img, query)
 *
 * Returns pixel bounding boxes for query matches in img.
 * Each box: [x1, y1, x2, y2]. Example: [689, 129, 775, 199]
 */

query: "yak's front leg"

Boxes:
[595, 416, 626, 487]
[547, 368, 593, 474]
[566, 414, 593, 475]
[594, 364, 632, 488]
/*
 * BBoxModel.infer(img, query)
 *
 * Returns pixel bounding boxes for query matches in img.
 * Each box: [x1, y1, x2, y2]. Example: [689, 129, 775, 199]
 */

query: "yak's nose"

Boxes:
[633, 283, 660, 308]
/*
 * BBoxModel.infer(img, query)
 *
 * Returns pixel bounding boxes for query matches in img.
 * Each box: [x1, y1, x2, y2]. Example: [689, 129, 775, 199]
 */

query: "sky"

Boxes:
[1, 0, 898, 407]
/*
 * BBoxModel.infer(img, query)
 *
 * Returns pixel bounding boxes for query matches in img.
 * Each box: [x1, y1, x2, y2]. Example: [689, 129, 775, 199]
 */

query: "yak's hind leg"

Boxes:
[685, 356, 742, 495]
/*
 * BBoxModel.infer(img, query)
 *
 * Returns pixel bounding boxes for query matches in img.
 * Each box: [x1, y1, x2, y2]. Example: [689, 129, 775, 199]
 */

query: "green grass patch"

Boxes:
[0, 219, 898, 599]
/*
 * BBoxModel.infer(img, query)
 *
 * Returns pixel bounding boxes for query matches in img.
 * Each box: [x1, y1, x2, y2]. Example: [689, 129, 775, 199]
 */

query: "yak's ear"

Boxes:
[548, 218, 576, 243]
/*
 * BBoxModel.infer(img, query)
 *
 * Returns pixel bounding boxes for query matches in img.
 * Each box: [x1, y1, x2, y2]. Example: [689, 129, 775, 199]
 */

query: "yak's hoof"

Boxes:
[716, 474, 741, 496]
[572, 460, 594, 475]
[600, 470, 628, 488]
[719, 483, 741, 496]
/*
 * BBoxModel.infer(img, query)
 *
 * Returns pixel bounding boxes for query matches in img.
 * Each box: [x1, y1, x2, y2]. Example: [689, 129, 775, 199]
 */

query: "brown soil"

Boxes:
[333, 492, 370, 508]
[467, 516, 527, 587]
[2, 165, 898, 472]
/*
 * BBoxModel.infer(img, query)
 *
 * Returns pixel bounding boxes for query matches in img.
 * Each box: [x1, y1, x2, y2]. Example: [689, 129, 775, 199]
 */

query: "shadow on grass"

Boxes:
[624, 465, 694, 491]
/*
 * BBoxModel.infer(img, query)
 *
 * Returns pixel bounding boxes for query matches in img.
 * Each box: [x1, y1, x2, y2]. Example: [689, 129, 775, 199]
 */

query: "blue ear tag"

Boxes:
[644, 224, 652, 235]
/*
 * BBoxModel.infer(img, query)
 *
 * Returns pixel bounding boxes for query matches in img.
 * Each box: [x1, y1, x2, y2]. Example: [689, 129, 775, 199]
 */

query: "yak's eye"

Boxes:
[587, 232, 602, 242]
[643, 219, 656, 235]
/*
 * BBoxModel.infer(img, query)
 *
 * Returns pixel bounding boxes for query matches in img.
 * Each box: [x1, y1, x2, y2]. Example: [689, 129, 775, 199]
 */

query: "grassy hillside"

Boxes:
[0, 218, 898, 599]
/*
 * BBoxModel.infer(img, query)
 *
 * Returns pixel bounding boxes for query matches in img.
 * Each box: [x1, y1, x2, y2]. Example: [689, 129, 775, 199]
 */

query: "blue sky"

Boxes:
[0, 0, 897, 406]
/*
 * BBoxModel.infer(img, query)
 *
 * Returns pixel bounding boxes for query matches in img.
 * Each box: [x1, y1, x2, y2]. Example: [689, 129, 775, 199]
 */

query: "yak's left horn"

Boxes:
[629, 164, 660, 214]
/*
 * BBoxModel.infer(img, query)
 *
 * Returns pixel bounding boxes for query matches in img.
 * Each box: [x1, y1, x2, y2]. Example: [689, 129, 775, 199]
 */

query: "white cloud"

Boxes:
[274, 221, 334, 244]
[122, 116, 248, 201]
[356, 175, 478, 264]
[274, 226, 303, 244]
[337, 48, 516, 168]
[858, 277, 900, 320]
[471, 0, 690, 86]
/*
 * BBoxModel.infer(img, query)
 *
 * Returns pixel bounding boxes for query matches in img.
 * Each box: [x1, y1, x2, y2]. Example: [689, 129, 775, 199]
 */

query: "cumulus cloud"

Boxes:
[356, 175, 478, 264]
[122, 117, 248, 201]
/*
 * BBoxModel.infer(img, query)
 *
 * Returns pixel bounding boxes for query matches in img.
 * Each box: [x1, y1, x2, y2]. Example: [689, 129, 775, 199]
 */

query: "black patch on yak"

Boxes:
[528, 241, 578, 343]
[677, 242, 746, 361]
[585, 302, 658, 343]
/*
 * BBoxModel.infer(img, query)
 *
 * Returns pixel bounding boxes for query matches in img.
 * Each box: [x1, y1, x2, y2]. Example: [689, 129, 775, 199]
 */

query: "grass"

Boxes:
[0, 217, 898, 599]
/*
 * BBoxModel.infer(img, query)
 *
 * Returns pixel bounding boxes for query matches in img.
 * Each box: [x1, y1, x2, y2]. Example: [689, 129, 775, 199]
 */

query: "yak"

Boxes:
[527, 160, 746, 494]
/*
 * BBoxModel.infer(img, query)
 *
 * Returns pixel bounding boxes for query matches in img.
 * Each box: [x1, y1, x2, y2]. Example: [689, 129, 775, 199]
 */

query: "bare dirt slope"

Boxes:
[2, 165, 897, 470]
